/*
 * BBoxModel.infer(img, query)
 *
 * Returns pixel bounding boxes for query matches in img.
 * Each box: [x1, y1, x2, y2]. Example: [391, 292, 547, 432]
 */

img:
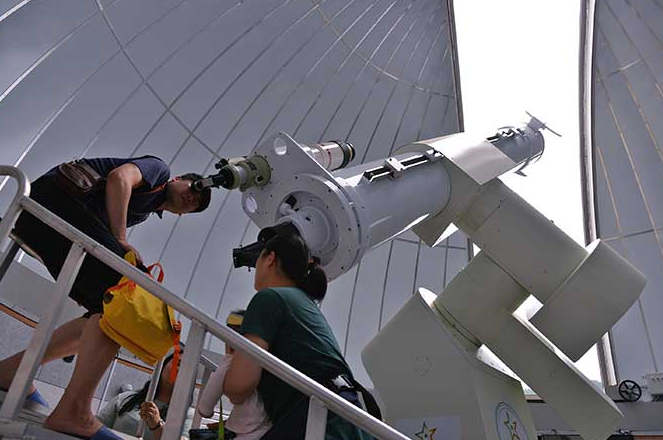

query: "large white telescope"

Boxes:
[220, 116, 645, 440]
[229, 117, 545, 279]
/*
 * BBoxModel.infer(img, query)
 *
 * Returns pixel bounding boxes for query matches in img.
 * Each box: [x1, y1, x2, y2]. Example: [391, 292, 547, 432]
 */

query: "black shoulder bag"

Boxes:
[55, 160, 105, 199]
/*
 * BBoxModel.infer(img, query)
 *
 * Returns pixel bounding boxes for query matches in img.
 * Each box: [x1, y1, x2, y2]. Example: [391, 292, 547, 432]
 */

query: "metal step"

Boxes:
[0, 391, 136, 440]
[0, 419, 134, 440]
[0, 389, 49, 423]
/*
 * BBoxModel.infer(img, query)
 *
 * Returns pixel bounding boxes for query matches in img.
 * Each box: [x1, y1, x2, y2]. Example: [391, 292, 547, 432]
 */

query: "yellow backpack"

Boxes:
[99, 252, 181, 370]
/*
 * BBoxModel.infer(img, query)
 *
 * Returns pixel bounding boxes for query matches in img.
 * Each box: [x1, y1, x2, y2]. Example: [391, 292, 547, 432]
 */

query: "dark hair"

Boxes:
[263, 233, 328, 302]
[179, 172, 211, 213]
[118, 351, 189, 416]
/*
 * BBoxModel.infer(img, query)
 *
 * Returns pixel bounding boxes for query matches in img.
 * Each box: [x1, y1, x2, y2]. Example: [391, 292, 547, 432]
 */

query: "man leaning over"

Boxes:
[0, 156, 211, 439]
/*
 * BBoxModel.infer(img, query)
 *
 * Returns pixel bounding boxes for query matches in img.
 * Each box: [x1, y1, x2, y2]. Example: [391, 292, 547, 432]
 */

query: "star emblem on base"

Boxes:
[503, 412, 521, 440]
[415, 422, 437, 440]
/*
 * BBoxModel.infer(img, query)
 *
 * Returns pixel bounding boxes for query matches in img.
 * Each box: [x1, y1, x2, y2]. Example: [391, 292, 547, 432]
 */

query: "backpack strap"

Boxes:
[349, 378, 383, 421]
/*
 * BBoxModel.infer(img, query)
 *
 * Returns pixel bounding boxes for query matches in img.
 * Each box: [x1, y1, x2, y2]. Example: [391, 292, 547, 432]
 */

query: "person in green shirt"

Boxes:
[223, 232, 373, 440]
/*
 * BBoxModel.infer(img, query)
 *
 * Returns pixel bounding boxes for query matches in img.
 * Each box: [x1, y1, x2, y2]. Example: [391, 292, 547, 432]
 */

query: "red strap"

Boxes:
[105, 280, 135, 295]
[170, 322, 182, 383]
[147, 263, 164, 283]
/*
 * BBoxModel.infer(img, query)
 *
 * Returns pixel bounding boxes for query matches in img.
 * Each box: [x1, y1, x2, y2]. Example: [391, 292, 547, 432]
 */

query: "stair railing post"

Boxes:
[0, 243, 86, 420]
[0, 241, 20, 284]
[191, 363, 213, 429]
[135, 357, 164, 437]
[0, 167, 30, 275]
[305, 396, 328, 440]
[162, 322, 205, 440]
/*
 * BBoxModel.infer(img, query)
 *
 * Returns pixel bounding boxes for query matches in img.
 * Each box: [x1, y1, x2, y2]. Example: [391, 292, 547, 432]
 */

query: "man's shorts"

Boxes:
[13, 176, 126, 315]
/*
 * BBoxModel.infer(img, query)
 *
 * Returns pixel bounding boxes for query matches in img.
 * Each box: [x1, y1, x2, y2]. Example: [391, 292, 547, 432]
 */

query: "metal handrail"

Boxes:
[0, 166, 409, 440]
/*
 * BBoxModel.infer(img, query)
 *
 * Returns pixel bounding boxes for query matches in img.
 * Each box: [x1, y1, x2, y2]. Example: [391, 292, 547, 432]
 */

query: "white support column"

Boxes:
[162, 322, 205, 440]
[304, 396, 328, 440]
[96, 359, 117, 415]
[0, 202, 22, 254]
[191, 366, 213, 429]
[136, 358, 164, 437]
[0, 241, 20, 283]
[0, 243, 86, 420]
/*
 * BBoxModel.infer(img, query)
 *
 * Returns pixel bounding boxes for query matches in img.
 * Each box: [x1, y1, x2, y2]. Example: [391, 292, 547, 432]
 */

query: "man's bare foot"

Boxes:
[44, 408, 102, 438]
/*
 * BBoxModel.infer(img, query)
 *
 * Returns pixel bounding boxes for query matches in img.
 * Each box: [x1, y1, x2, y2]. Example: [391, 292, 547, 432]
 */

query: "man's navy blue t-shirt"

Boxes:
[46, 156, 170, 228]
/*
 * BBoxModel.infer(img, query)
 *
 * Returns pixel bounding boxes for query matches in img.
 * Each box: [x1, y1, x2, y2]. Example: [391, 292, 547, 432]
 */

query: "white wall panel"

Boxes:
[184, 191, 248, 307]
[84, 86, 164, 158]
[592, 80, 650, 234]
[0, 16, 118, 180]
[149, 0, 288, 105]
[415, 245, 448, 294]
[174, 0, 316, 131]
[14, 53, 142, 182]
[364, 82, 412, 160]
[584, 0, 663, 385]
[620, 232, 663, 368]
[344, 242, 391, 385]
[104, 0, 185, 45]
[379, 240, 419, 328]
[0, 0, 24, 17]
[0, 0, 98, 95]
[320, 267, 359, 352]
[125, 0, 240, 77]
[132, 112, 190, 164]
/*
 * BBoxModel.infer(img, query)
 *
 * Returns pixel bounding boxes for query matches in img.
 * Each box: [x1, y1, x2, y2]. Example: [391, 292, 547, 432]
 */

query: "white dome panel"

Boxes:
[583, 0, 663, 384]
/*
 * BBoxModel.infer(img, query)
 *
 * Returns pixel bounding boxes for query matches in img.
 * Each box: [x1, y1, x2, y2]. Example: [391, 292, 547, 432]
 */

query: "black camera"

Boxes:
[232, 222, 299, 269]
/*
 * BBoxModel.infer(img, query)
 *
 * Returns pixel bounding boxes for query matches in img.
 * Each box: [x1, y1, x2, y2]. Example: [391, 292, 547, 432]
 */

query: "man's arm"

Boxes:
[106, 163, 144, 261]
[222, 334, 269, 405]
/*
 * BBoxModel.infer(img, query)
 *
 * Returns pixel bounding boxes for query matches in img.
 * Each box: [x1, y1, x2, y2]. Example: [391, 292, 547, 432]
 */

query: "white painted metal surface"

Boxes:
[243, 132, 452, 280]
[362, 157, 645, 440]
[406, 133, 517, 184]
[305, 397, 328, 440]
[241, 118, 548, 281]
[363, 287, 538, 440]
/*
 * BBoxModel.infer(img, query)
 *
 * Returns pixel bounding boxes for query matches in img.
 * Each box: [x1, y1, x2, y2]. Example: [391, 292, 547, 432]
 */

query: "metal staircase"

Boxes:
[0, 165, 409, 440]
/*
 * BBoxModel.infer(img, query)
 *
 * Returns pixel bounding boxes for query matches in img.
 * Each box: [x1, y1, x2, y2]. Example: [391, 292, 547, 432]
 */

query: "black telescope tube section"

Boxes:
[232, 221, 301, 268]
[335, 140, 355, 169]
[191, 167, 235, 191]
[232, 241, 264, 268]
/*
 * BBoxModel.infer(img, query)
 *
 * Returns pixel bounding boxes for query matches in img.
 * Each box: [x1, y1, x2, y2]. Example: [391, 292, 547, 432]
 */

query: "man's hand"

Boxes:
[139, 401, 162, 430]
[118, 241, 143, 267]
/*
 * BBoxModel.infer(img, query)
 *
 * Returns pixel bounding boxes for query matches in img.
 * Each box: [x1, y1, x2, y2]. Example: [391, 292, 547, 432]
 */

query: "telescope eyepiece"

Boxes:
[232, 222, 300, 269]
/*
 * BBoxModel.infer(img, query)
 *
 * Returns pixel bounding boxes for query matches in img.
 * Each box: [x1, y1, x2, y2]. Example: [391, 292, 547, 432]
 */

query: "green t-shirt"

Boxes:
[241, 287, 371, 440]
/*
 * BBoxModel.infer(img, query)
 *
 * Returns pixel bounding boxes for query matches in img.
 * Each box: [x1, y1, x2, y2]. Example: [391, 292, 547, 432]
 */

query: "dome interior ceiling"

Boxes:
[0, 0, 467, 385]
[589, 0, 663, 381]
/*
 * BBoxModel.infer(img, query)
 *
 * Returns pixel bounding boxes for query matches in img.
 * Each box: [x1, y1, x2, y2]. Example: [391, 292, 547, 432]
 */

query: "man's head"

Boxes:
[163, 173, 212, 214]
